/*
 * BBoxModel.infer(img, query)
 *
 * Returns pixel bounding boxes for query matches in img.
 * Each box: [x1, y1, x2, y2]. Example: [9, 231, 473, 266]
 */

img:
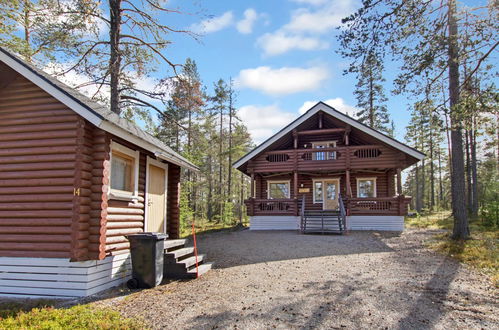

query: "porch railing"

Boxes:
[245, 198, 299, 216]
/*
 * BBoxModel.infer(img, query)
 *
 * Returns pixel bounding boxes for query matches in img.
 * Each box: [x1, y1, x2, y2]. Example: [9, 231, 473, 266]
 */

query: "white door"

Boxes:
[146, 159, 168, 233]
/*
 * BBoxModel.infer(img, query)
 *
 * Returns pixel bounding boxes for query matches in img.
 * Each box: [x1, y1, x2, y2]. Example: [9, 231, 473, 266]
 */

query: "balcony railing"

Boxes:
[249, 145, 399, 173]
[245, 196, 411, 217]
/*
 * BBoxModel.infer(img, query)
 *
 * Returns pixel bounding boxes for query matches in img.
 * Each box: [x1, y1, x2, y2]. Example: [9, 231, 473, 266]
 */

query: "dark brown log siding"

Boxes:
[0, 76, 77, 258]
[0, 74, 182, 260]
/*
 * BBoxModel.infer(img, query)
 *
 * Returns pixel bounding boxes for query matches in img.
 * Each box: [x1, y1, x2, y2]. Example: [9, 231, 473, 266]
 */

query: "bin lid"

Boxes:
[126, 232, 168, 240]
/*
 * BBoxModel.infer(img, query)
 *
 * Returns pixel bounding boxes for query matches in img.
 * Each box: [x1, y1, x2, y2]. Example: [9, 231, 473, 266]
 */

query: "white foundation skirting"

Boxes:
[249, 215, 404, 231]
[249, 216, 300, 230]
[0, 254, 131, 298]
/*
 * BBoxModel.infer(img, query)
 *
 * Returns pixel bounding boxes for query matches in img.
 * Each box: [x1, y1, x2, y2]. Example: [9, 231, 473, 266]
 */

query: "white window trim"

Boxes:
[144, 156, 169, 234]
[109, 140, 140, 200]
[312, 178, 340, 204]
[311, 140, 337, 148]
[356, 177, 377, 198]
[267, 180, 291, 199]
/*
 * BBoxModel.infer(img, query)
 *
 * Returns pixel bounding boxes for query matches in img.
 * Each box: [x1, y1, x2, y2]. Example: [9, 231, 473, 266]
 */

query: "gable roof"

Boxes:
[0, 47, 198, 172]
[234, 101, 425, 169]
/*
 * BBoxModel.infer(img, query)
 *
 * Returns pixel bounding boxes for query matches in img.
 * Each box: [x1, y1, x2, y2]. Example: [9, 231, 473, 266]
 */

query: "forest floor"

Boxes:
[95, 228, 498, 329]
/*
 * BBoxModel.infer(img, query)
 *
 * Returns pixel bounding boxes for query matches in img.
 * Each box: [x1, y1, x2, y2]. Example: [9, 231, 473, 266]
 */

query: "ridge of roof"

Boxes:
[233, 101, 424, 169]
[0, 47, 198, 171]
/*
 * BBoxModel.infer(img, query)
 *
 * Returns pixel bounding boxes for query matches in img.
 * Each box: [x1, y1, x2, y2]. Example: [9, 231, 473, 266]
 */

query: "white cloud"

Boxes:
[238, 104, 298, 144]
[191, 11, 234, 34]
[257, 31, 329, 56]
[298, 97, 358, 117]
[291, 0, 329, 5]
[236, 65, 329, 96]
[284, 0, 358, 34]
[236, 8, 258, 34]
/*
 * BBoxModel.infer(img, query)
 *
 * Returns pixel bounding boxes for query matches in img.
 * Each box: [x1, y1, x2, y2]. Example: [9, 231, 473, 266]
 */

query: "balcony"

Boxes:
[248, 145, 400, 173]
[245, 196, 411, 217]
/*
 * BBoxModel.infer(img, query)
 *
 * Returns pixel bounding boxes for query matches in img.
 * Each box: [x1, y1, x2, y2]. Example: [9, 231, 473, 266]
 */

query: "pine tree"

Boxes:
[353, 51, 391, 133]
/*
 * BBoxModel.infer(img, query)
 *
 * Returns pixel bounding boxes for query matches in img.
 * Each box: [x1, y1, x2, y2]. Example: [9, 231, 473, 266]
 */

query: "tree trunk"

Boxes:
[470, 121, 478, 217]
[207, 155, 213, 221]
[109, 0, 122, 115]
[465, 130, 472, 212]
[415, 164, 422, 212]
[448, 0, 469, 239]
[227, 90, 233, 205]
[218, 107, 223, 223]
[438, 147, 444, 206]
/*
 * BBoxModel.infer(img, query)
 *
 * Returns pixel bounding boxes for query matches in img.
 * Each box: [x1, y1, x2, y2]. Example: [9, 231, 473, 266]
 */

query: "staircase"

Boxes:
[301, 210, 346, 234]
[163, 239, 213, 279]
[300, 194, 347, 235]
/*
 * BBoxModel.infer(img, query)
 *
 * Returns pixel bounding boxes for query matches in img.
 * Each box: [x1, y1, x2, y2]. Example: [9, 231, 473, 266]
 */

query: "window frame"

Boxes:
[109, 141, 140, 200]
[356, 177, 377, 198]
[267, 180, 291, 199]
[311, 140, 337, 160]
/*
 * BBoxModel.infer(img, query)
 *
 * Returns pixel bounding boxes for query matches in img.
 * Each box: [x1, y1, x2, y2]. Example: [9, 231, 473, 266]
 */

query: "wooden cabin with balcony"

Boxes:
[234, 102, 424, 232]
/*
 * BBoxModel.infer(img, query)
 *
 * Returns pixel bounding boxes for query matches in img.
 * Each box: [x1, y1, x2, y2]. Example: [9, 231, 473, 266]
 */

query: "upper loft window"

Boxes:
[110, 141, 139, 198]
[267, 180, 290, 199]
[312, 141, 336, 160]
[357, 177, 377, 198]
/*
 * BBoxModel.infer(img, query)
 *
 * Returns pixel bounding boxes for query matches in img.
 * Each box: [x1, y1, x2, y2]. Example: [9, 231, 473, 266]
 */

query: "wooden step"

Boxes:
[164, 247, 194, 260]
[186, 262, 213, 278]
[179, 254, 205, 269]
[164, 239, 187, 251]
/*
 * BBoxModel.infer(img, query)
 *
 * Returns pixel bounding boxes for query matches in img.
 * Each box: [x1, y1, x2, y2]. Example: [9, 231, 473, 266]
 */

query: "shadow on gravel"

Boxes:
[195, 230, 397, 269]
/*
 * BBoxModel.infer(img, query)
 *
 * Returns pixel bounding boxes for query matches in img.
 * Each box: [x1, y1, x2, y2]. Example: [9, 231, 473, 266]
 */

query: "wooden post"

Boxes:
[345, 170, 352, 197]
[250, 172, 255, 198]
[396, 168, 402, 196]
[318, 112, 323, 129]
[294, 171, 298, 198]
[293, 129, 298, 149]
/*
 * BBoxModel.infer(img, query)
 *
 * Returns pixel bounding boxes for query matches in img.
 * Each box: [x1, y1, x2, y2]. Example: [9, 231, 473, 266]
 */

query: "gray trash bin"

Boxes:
[127, 232, 167, 289]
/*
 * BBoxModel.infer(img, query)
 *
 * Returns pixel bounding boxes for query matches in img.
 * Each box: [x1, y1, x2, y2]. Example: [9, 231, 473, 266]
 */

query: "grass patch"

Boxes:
[180, 220, 248, 238]
[406, 211, 498, 287]
[0, 302, 145, 329]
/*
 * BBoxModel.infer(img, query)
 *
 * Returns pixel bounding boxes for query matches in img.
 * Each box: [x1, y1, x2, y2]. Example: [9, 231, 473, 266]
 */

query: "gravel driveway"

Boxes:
[102, 229, 498, 329]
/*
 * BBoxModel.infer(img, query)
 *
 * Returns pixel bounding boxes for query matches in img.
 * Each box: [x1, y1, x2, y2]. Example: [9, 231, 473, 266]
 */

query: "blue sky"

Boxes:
[161, 0, 415, 144]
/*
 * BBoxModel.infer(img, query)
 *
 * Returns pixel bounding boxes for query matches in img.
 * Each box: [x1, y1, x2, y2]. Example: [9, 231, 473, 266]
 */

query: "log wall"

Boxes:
[0, 76, 78, 258]
[0, 74, 182, 260]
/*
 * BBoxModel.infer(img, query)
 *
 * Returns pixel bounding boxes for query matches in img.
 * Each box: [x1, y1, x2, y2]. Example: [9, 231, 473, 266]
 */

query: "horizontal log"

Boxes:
[0, 129, 76, 142]
[0, 177, 74, 187]
[108, 200, 144, 208]
[0, 226, 71, 234]
[106, 207, 144, 215]
[106, 221, 144, 229]
[0, 146, 76, 157]
[0, 161, 75, 172]
[0, 169, 75, 180]
[106, 214, 144, 221]
[104, 236, 128, 244]
[0, 210, 72, 218]
[0, 108, 71, 120]
[0, 153, 75, 164]
[0, 202, 73, 210]
[0, 122, 76, 134]
[0, 242, 70, 252]
[0, 194, 73, 203]
[0, 234, 71, 243]
[0, 218, 71, 226]
[0, 137, 76, 150]
[106, 242, 130, 251]
[0, 114, 78, 127]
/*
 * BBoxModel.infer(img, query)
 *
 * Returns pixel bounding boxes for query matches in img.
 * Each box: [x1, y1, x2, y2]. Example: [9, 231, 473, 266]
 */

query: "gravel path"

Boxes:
[100, 229, 498, 329]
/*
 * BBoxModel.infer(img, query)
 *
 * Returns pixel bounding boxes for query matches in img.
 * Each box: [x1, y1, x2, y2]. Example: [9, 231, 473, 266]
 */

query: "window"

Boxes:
[312, 141, 336, 160]
[110, 141, 139, 198]
[267, 181, 290, 199]
[314, 181, 323, 202]
[357, 178, 377, 198]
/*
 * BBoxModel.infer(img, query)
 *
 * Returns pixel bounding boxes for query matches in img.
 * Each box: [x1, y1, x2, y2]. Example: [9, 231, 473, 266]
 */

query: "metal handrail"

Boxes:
[338, 193, 347, 232]
[300, 195, 305, 232]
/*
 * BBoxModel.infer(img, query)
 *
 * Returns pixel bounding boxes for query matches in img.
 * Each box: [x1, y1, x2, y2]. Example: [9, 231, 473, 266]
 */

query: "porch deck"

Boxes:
[245, 196, 411, 217]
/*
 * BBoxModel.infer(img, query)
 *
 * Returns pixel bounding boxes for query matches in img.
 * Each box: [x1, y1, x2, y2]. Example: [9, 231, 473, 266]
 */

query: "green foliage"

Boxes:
[406, 211, 499, 287]
[478, 158, 499, 228]
[0, 304, 144, 329]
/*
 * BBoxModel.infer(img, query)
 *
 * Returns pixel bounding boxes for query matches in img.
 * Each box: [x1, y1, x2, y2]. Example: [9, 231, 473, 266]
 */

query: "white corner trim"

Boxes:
[144, 156, 168, 234]
[356, 177, 377, 198]
[233, 102, 424, 169]
[0, 51, 103, 126]
[110, 140, 140, 198]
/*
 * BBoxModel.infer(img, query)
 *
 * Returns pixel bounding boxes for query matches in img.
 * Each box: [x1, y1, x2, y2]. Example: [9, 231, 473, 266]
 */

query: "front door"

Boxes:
[146, 161, 168, 233]
[323, 179, 340, 210]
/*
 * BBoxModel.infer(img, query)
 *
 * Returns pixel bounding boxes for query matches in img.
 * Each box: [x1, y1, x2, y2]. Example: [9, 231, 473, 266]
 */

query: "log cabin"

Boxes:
[0, 47, 207, 298]
[234, 102, 424, 232]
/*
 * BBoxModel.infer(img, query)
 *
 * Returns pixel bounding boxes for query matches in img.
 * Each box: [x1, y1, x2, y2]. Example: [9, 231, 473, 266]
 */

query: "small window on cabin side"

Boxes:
[268, 181, 290, 199]
[314, 181, 323, 202]
[110, 141, 139, 197]
[357, 178, 376, 198]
